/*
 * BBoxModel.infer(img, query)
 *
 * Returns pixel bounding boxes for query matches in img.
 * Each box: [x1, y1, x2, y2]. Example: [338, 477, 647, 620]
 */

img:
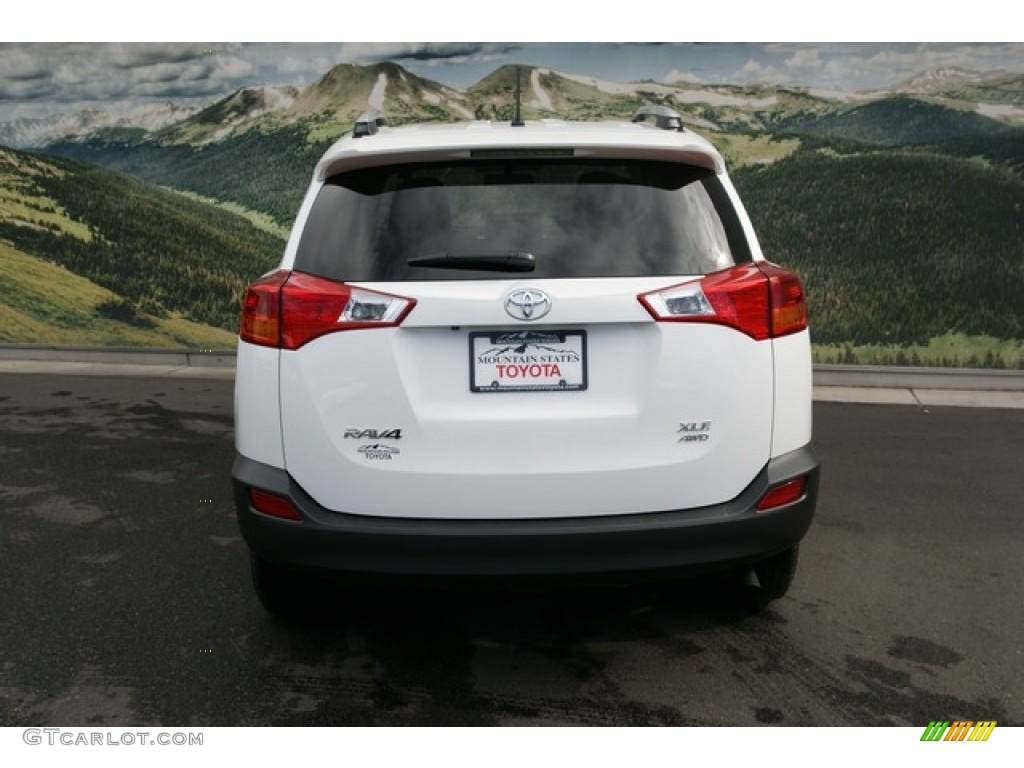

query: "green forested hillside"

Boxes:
[775, 97, 1018, 146]
[0, 146, 283, 334]
[929, 133, 1024, 178]
[49, 124, 328, 225]
[0, 239, 238, 347]
[732, 145, 1024, 347]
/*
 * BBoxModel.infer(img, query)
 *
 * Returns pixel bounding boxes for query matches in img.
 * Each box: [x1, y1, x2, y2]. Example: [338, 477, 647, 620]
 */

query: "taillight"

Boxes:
[239, 270, 416, 350]
[756, 477, 808, 511]
[638, 263, 807, 340]
[240, 270, 288, 347]
[760, 262, 808, 339]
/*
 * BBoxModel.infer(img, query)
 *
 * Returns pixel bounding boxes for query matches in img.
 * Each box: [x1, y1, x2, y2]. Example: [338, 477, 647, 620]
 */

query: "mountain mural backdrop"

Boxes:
[2, 61, 1022, 366]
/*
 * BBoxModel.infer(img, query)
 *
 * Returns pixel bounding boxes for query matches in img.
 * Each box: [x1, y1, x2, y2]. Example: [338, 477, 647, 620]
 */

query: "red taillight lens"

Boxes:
[760, 262, 808, 338]
[280, 272, 414, 350]
[248, 489, 303, 521]
[756, 477, 808, 511]
[240, 270, 289, 347]
[239, 270, 416, 350]
[638, 263, 807, 341]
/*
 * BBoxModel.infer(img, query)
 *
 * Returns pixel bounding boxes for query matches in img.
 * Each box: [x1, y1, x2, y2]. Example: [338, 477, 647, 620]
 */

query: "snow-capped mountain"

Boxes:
[4, 62, 1022, 150]
[0, 102, 201, 149]
[155, 63, 473, 145]
[892, 67, 992, 94]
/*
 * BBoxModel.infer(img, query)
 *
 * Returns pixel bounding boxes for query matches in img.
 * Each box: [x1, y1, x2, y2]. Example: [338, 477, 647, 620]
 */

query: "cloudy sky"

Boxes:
[2, 41, 1021, 123]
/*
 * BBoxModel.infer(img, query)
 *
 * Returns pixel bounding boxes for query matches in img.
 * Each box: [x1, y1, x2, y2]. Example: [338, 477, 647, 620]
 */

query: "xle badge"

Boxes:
[678, 421, 712, 443]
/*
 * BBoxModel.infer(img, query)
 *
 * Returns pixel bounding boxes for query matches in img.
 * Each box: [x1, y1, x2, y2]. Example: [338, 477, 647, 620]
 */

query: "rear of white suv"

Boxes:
[232, 108, 819, 617]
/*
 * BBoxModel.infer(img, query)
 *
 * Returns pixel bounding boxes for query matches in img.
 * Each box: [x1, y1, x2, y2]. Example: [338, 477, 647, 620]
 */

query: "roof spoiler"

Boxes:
[631, 105, 685, 132]
[353, 111, 387, 138]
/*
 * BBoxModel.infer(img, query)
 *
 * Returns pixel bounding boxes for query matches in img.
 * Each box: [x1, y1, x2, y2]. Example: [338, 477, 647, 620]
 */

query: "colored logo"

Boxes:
[920, 721, 997, 742]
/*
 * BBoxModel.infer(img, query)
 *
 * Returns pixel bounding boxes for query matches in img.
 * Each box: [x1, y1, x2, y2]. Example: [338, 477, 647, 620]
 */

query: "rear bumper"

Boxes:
[232, 446, 819, 582]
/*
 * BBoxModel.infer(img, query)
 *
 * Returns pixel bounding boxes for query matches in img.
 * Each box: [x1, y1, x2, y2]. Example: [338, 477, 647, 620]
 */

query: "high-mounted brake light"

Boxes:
[638, 263, 807, 341]
[239, 270, 416, 350]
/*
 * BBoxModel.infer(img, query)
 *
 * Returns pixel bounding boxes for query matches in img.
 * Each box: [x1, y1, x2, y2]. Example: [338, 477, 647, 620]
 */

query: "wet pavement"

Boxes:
[1, 373, 1022, 726]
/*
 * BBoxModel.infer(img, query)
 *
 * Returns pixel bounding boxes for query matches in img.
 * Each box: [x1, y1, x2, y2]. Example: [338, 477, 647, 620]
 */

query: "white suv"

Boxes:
[232, 105, 819, 617]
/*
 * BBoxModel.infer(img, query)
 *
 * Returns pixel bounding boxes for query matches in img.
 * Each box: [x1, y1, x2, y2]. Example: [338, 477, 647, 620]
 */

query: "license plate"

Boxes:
[470, 331, 587, 392]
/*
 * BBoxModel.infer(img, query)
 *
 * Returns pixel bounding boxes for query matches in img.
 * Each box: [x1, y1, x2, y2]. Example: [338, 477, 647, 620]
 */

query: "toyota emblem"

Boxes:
[504, 289, 552, 321]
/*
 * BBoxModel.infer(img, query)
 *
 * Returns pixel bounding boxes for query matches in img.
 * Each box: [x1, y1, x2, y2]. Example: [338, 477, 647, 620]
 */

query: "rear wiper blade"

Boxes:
[407, 251, 535, 272]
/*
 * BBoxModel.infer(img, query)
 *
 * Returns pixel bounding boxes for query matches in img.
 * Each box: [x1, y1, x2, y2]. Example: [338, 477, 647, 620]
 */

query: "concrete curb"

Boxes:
[0, 344, 235, 368]
[813, 364, 1024, 392]
[2, 344, 1023, 407]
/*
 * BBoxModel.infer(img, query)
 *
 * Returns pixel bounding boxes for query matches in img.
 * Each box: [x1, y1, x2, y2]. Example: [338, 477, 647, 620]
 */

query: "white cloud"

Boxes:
[278, 56, 333, 75]
[212, 55, 256, 80]
[786, 48, 821, 70]
[0, 43, 261, 119]
[0, 46, 50, 81]
[736, 58, 791, 85]
[52, 62, 95, 87]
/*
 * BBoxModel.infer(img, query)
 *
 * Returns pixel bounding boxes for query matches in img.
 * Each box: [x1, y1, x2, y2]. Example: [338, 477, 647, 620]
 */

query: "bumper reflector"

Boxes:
[756, 477, 808, 512]
[249, 489, 303, 521]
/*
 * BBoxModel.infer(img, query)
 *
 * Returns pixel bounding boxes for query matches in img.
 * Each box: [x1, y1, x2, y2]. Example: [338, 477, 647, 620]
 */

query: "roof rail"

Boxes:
[353, 111, 387, 138]
[631, 105, 685, 132]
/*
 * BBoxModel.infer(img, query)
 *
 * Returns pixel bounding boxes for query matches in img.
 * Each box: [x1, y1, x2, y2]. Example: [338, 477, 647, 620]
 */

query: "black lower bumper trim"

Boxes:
[232, 447, 819, 580]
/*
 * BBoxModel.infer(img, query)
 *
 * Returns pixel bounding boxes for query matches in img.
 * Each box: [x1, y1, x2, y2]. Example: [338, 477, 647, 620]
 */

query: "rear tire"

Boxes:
[751, 546, 799, 604]
[250, 553, 322, 620]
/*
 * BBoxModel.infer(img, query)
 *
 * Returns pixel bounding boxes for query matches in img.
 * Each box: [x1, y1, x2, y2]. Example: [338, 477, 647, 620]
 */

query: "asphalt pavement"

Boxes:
[0, 370, 1022, 726]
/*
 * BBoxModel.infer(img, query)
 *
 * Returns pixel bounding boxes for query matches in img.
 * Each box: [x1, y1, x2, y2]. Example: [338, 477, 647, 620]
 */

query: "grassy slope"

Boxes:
[0, 240, 236, 347]
[1, 146, 284, 332]
[0, 145, 282, 346]
[162, 187, 290, 240]
[0, 148, 93, 240]
[712, 133, 801, 167]
[813, 333, 1024, 369]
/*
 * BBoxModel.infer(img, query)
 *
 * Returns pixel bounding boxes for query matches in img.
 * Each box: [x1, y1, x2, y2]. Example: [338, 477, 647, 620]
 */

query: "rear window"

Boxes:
[295, 159, 750, 281]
